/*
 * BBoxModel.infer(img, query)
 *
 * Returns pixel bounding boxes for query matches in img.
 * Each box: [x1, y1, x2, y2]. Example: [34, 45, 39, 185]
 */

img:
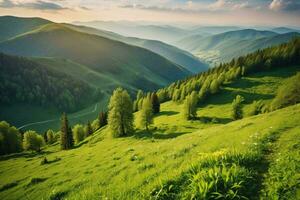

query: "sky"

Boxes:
[0, 0, 300, 27]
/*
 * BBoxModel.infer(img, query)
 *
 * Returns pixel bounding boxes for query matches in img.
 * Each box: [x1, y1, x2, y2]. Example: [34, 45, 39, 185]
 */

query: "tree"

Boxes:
[210, 79, 220, 94]
[46, 129, 56, 144]
[72, 124, 85, 144]
[182, 91, 198, 120]
[108, 88, 134, 137]
[23, 131, 45, 152]
[60, 113, 73, 150]
[85, 121, 93, 137]
[98, 111, 108, 128]
[151, 92, 160, 114]
[231, 95, 244, 120]
[139, 97, 154, 130]
[0, 121, 22, 155]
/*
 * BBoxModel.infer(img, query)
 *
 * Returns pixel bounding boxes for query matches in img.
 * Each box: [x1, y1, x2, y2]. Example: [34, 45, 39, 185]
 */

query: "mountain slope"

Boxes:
[0, 16, 50, 42]
[66, 24, 208, 73]
[176, 29, 300, 64]
[74, 21, 188, 43]
[0, 23, 190, 90]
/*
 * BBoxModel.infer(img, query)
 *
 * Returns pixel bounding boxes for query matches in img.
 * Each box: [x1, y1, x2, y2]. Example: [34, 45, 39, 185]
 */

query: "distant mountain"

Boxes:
[190, 26, 242, 35]
[175, 29, 299, 64]
[73, 21, 188, 43]
[0, 16, 50, 42]
[66, 24, 208, 73]
[0, 23, 190, 92]
[271, 27, 300, 34]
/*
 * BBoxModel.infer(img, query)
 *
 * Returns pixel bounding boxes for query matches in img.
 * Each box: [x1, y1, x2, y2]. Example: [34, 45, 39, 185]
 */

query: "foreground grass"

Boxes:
[0, 103, 299, 200]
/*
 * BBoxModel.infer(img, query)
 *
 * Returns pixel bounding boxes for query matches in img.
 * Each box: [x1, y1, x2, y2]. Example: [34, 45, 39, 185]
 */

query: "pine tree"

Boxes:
[60, 113, 68, 150]
[231, 95, 244, 120]
[108, 88, 134, 137]
[139, 97, 153, 131]
[151, 92, 160, 114]
[85, 121, 93, 137]
[60, 113, 73, 150]
[98, 111, 108, 128]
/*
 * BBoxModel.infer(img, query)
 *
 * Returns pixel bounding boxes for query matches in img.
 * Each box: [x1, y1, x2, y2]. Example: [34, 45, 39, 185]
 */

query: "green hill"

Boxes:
[65, 24, 208, 73]
[176, 29, 300, 65]
[0, 64, 299, 199]
[0, 23, 190, 84]
[0, 16, 50, 42]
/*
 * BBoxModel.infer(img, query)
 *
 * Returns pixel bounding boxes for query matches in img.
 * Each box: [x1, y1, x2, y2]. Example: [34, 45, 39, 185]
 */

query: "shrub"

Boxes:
[23, 131, 45, 152]
[72, 124, 85, 144]
[231, 95, 244, 120]
[0, 121, 22, 155]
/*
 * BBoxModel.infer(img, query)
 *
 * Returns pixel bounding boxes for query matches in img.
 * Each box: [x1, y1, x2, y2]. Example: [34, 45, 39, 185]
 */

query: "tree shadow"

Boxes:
[0, 150, 52, 161]
[196, 116, 233, 124]
[156, 111, 179, 117]
[133, 129, 190, 140]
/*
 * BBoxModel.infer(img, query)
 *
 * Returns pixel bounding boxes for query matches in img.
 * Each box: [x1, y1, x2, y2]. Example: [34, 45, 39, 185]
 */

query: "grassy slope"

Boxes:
[0, 66, 299, 199]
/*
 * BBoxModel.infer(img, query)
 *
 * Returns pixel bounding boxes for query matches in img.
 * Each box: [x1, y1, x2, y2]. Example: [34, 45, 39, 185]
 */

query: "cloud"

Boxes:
[0, 0, 67, 10]
[269, 0, 300, 12]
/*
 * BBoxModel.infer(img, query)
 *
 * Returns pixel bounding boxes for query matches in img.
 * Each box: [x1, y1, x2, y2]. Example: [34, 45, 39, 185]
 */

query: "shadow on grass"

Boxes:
[156, 111, 179, 117]
[0, 150, 52, 161]
[133, 129, 190, 140]
[73, 140, 88, 149]
[196, 116, 233, 124]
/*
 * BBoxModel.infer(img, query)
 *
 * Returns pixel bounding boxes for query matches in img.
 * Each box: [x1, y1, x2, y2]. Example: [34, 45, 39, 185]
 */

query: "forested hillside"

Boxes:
[0, 53, 96, 112]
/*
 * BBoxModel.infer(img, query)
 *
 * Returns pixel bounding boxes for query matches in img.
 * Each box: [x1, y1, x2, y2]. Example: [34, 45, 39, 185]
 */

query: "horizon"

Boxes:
[0, 0, 300, 27]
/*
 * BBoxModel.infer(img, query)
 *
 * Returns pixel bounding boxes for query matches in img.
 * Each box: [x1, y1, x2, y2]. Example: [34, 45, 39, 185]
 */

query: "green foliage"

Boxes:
[138, 97, 154, 130]
[182, 91, 198, 120]
[85, 121, 93, 137]
[0, 53, 94, 112]
[72, 124, 85, 144]
[271, 72, 300, 110]
[46, 130, 56, 144]
[0, 121, 22, 155]
[98, 111, 108, 128]
[151, 93, 160, 114]
[23, 130, 45, 152]
[248, 100, 264, 116]
[60, 113, 73, 150]
[231, 95, 244, 120]
[108, 88, 134, 137]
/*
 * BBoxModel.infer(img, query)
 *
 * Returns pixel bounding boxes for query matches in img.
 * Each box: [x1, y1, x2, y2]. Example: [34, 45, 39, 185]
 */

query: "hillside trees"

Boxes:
[60, 113, 73, 150]
[98, 111, 108, 128]
[151, 92, 160, 114]
[0, 121, 22, 155]
[139, 97, 154, 131]
[72, 124, 85, 144]
[23, 131, 45, 152]
[0, 53, 96, 112]
[108, 88, 134, 137]
[182, 91, 198, 120]
[46, 130, 56, 144]
[231, 95, 244, 120]
[85, 121, 93, 137]
[271, 73, 300, 110]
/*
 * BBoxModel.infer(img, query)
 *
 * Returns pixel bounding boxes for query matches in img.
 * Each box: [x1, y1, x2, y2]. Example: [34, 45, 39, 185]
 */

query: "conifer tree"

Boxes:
[108, 88, 134, 137]
[151, 92, 160, 114]
[139, 97, 153, 130]
[98, 111, 108, 128]
[85, 121, 93, 137]
[60, 113, 73, 150]
[231, 95, 244, 120]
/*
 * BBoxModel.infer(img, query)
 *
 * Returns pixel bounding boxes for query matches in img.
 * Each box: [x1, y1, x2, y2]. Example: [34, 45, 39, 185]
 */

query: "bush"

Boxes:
[72, 124, 85, 144]
[271, 73, 300, 110]
[231, 95, 244, 120]
[46, 130, 56, 144]
[0, 121, 22, 155]
[23, 131, 45, 152]
[248, 100, 264, 116]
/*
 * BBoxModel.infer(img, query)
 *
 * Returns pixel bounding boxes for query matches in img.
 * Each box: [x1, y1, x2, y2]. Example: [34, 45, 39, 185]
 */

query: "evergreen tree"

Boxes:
[182, 91, 198, 120]
[60, 113, 73, 150]
[139, 97, 153, 130]
[231, 95, 244, 120]
[108, 88, 134, 137]
[85, 121, 93, 137]
[98, 111, 108, 128]
[210, 79, 220, 94]
[151, 92, 160, 114]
